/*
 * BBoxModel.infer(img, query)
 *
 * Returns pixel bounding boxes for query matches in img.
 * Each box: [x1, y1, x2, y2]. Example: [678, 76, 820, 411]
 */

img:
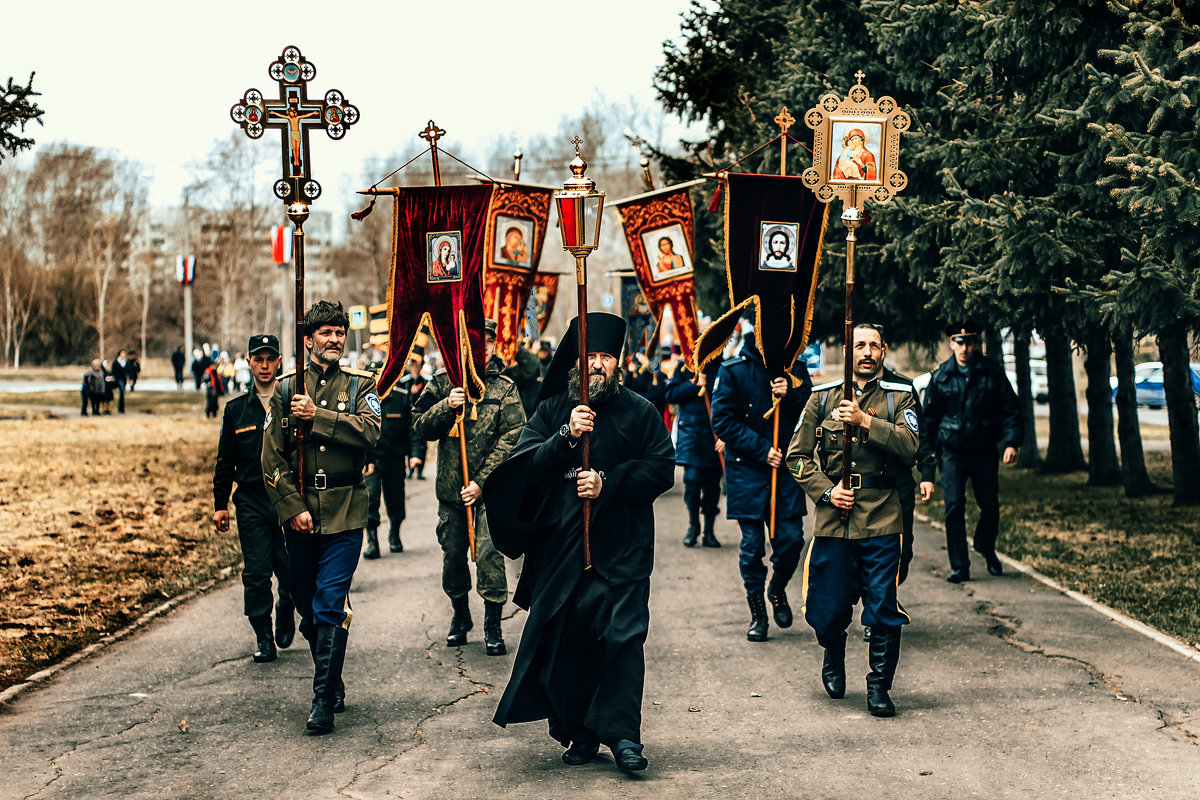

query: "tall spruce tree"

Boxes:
[1083, 0, 1200, 505]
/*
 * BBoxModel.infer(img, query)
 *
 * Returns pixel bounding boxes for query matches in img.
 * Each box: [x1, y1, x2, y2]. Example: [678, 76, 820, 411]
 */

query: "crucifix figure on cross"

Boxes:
[230, 45, 360, 204]
[229, 45, 360, 500]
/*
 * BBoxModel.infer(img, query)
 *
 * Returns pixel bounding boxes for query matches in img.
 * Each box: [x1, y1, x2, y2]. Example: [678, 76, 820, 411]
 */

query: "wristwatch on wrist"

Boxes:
[820, 487, 834, 505]
[559, 423, 579, 447]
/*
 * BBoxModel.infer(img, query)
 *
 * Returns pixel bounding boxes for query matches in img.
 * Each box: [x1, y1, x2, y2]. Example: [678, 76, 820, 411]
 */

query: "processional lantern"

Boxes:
[555, 138, 605, 259]
[553, 136, 605, 570]
[801, 70, 909, 517]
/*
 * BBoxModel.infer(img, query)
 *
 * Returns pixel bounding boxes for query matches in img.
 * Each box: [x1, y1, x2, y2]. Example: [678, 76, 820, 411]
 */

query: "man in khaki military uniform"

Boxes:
[786, 323, 918, 718]
[262, 300, 380, 735]
[414, 320, 526, 656]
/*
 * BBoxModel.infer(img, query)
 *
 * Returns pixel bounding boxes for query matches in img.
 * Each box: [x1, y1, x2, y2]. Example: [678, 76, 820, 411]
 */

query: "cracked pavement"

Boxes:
[2, 469, 1198, 799]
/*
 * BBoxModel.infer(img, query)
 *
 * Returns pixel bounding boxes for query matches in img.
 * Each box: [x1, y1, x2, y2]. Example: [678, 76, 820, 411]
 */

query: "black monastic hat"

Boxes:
[536, 312, 627, 406]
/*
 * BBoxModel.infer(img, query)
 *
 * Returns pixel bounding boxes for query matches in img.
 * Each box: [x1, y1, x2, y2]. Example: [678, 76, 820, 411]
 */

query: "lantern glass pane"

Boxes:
[584, 194, 603, 248]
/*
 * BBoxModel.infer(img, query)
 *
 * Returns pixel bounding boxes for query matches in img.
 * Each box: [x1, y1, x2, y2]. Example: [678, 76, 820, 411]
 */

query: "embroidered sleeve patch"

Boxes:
[263, 409, 272, 430]
[265, 467, 280, 488]
[904, 408, 919, 432]
[365, 393, 381, 416]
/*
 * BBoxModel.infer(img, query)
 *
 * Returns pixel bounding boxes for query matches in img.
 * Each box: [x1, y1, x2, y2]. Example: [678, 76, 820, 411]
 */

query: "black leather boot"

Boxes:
[328, 626, 348, 715]
[766, 574, 793, 628]
[306, 626, 337, 734]
[683, 506, 700, 547]
[701, 514, 721, 547]
[866, 625, 902, 717]
[275, 598, 295, 649]
[307, 632, 344, 713]
[746, 593, 769, 642]
[363, 528, 381, 560]
[820, 633, 847, 699]
[249, 615, 276, 663]
[446, 595, 473, 647]
[483, 601, 506, 656]
[768, 557, 798, 627]
[388, 525, 403, 553]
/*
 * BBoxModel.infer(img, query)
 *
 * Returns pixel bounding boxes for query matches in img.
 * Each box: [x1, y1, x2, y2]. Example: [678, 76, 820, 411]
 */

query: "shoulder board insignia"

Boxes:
[725, 356, 746, 366]
[880, 380, 915, 393]
[812, 379, 844, 392]
[342, 367, 374, 377]
[279, 369, 297, 379]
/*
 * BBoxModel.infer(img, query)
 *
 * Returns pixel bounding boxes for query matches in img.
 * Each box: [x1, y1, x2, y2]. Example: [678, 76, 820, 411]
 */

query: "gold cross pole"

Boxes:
[419, 119, 476, 560]
[775, 106, 795, 177]
[420, 120, 447, 186]
[766, 106, 795, 541]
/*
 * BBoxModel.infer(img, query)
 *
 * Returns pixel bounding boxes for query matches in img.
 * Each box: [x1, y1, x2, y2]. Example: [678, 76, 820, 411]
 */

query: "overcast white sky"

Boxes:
[7, 0, 705, 208]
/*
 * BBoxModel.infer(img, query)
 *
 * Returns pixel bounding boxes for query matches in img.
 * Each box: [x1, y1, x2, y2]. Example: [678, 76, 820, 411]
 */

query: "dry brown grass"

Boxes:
[0, 413, 237, 690]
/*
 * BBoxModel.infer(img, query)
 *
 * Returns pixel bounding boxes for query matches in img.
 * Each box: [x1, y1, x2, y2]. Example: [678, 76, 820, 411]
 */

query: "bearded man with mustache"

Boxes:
[262, 300, 381, 735]
[786, 322, 919, 718]
[484, 313, 675, 775]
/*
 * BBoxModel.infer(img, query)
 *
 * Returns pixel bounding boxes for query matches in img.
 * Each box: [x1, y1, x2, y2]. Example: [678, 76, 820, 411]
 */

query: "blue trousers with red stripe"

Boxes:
[286, 528, 362, 640]
[803, 534, 909, 646]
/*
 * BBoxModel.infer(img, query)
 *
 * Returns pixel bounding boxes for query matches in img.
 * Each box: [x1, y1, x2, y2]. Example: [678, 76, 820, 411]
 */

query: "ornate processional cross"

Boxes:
[230, 45, 360, 204]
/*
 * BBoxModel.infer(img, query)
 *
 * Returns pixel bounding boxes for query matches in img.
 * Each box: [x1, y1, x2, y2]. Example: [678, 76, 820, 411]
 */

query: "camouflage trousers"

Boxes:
[436, 503, 507, 605]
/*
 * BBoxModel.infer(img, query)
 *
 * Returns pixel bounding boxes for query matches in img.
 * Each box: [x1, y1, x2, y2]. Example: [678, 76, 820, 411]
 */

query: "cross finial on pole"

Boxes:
[854, 69, 866, 85]
[570, 135, 584, 156]
[419, 120, 446, 146]
[774, 106, 796, 135]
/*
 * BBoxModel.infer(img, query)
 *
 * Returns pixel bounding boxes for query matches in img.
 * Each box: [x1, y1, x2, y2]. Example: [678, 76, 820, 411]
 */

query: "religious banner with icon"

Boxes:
[374, 184, 495, 402]
[692, 172, 829, 375]
[524, 272, 561, 340]
[620, 275, 658, 363]
[482, 182, 554, 361]
[613, 179, 705, 367]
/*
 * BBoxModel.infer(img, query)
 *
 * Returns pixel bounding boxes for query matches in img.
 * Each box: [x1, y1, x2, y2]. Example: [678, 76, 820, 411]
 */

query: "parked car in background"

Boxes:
[1109, 361, 1200, 409]
[1004, 357, 1048, 403]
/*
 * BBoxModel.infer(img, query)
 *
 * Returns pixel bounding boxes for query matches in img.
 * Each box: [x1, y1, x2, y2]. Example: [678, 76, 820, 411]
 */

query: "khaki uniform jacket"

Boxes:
[413, 356, 526, 506]
[786, 377, 919, 539]
[262, 361, 381, 534]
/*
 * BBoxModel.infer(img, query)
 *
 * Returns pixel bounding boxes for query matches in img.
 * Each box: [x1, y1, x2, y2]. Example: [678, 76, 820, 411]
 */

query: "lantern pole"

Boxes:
[555, 136, 604, 570]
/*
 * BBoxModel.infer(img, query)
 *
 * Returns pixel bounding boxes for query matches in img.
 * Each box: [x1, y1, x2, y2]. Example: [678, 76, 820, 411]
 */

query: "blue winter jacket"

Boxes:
[710, 341, 812, 520]
[664, 365, 722, 470]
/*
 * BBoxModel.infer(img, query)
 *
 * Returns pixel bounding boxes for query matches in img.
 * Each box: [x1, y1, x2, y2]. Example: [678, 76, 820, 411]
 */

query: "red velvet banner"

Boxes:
[614, 180, 706, 368]
[693, 172, 830, 375]
[376, 184, 495, 402]
[482, 183, 554, 362]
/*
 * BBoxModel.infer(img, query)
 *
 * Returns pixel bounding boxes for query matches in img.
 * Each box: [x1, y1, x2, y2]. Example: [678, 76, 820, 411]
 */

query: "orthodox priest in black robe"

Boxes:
[484, 313, 675, 773]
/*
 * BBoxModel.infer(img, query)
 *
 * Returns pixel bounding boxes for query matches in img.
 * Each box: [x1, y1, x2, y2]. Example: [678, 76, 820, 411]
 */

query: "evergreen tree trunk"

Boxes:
[1082, 329, 1120, 486]
[1013, 330, 1042, 469]
[1112, 330, 1154, 497]
[1041, 329, 1087, 473]
[1157, 323, 1200, 505]
[985, 326, 1004, 364]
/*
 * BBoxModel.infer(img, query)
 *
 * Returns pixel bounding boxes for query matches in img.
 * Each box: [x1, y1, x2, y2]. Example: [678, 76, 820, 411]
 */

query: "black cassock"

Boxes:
[484, 386, 675, 746]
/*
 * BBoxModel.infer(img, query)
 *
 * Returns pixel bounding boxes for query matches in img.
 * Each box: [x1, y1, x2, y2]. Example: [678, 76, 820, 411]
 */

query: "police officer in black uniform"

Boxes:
[212, 334, 295, 663]
[363, 375, 420, 559]
[922, 321, 1023, 583]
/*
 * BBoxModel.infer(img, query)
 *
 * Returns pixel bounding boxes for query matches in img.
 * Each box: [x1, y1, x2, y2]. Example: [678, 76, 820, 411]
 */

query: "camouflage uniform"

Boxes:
[414, 355, 526, 603]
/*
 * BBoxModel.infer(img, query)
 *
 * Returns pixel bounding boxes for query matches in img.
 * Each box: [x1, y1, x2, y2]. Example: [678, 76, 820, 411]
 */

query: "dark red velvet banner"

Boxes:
[482, 183, 554, 362]
[376, 184, 495, 402]
[693, 172, 830, 376]
[614, 181, 705, 368]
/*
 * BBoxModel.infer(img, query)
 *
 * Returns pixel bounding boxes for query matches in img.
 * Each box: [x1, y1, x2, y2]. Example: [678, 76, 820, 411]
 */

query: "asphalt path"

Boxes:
[2, 466, 1198, 799]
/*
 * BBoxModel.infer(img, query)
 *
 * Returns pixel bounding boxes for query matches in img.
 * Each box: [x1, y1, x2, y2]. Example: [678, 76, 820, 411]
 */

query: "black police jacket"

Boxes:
[922, 355, 1022, 455]
[213, 390, 269, 510]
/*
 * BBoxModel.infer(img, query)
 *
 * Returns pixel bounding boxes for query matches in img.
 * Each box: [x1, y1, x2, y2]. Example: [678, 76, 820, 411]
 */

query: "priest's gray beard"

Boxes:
[567, 364, 621, 405]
